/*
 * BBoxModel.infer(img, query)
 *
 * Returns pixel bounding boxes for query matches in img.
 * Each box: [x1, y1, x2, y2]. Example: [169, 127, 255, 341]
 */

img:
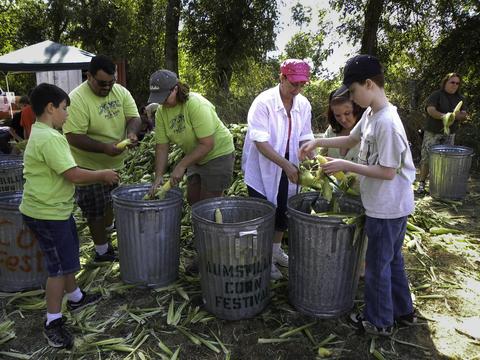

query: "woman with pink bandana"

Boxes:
[242, 59, 314, 280]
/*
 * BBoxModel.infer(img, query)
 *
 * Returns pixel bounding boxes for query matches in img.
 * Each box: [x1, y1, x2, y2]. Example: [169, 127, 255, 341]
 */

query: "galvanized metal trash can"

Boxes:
[0, 192, 47, 292]
[287, 192, 367, 318]
[192, 197, 275, 320]
[112, 184, 183, 287]
[429, 145, 474, 200]
[0, 159, 23, 192]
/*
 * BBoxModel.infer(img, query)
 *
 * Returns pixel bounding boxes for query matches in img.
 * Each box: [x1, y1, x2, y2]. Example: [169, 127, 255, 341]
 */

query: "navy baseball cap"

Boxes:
[336, 55, 383, 95]
[148, 70, 178, 104]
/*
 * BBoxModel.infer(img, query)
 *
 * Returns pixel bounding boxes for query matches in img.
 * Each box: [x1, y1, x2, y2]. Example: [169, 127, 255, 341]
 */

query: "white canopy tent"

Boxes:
[0, 40, 95, 116]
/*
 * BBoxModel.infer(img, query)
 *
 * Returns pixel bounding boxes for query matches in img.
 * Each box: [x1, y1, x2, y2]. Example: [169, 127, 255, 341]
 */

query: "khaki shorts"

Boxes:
[420, 131, 455, 167]
[187, 152, 234, 192]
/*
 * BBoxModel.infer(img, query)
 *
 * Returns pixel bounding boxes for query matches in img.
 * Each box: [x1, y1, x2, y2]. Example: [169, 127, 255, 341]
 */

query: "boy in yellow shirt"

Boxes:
[20, 83, 119, 348]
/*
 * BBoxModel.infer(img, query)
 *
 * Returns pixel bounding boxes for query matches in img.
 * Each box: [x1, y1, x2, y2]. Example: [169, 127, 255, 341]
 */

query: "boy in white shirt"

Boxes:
[300, 55, 416, 335]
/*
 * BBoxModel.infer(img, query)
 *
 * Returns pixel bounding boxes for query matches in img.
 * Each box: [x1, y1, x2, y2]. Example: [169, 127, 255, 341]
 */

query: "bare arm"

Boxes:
[65, 133, 123, 156]
[255, 141, 298, 183]
[153, 143, 169, 185]
[426, 106, 445, 120]
[427, 105, 468, 123]
[170, 136, 214, 185]
[322, 159, 397, 180]
[299, 135, 359, 160]
[63, 167, 119, 185]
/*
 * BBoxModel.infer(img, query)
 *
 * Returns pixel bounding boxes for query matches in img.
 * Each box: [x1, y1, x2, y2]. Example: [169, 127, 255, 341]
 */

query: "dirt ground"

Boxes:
[1, 176, 480, 360]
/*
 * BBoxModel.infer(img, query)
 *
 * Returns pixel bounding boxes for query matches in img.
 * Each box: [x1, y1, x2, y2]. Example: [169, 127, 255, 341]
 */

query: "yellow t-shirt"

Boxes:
[63, 82, 140, 170]
[155, 93, 234, 165]
[20, 122, 77, 220]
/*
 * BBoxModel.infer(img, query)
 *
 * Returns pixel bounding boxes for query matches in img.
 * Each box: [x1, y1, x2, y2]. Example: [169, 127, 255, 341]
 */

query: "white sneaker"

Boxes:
[270, 263, 283, 280]
[273, 248, 289, 267]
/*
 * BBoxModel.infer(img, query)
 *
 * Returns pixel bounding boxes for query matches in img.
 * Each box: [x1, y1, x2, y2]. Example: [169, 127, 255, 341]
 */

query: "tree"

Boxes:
[360, 0, 384, 55]
[291, 2, 312, 28]
[283, 9, 332, 76]
[328, 0, 480, 161]
[182, 0, 279, 94]
[164, 0, 181, 73]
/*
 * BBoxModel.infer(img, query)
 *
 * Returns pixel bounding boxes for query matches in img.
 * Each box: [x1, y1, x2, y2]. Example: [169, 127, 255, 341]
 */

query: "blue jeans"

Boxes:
[363, 216, 414, 328]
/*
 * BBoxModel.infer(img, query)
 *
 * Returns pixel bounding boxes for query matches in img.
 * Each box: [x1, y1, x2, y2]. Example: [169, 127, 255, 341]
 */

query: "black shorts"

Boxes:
[247, 171, 289, 232]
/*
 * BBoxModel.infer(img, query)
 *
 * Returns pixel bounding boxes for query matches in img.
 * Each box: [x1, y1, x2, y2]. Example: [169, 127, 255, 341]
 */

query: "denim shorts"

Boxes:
[22, 214, 80, 277]
[75, 183, 118, 220]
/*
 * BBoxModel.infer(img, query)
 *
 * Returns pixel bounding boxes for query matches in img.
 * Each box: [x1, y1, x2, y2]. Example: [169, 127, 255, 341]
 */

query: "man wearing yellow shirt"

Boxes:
[63, 55, 141, 262]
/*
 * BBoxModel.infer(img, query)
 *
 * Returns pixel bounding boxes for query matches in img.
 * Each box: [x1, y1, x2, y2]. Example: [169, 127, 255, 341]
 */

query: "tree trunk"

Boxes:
[216, 65, 232, 95]
[360, 0, 385, 56]
[165, 0, 180, 74]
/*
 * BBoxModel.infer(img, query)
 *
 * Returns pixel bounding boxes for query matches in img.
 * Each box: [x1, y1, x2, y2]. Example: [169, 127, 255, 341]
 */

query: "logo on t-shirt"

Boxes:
[170, 114, 185, 134]
[99, 100, 121, 119]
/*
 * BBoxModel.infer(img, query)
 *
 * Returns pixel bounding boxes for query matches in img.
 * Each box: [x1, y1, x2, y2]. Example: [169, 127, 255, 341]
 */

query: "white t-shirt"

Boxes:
[350, 104, 415, 219]
[241, 85, 314, 205]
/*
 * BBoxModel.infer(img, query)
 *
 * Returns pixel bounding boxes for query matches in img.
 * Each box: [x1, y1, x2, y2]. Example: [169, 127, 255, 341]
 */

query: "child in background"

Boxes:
[20, 83, 119, 348]
[299, 55, 416, 335]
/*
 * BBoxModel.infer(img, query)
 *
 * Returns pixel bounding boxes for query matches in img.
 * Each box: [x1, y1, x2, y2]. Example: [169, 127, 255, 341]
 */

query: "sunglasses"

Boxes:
[287, 79, 307, 88]
[93, 75, 116, 87]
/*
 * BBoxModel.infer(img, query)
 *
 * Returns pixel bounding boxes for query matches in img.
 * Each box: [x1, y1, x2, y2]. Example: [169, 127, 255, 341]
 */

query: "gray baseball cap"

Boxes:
[148, 69, 178, 104]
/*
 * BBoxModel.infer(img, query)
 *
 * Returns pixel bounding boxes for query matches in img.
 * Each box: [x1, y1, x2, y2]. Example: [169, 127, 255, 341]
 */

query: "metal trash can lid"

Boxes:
[0, 191, 22, 209]
[0, 159, 23, 170]
[429, 145, 474, 156]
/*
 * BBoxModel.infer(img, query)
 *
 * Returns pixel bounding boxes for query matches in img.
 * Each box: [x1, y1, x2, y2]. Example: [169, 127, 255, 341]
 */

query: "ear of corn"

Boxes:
[144, 180, 172, 200]
[429, 226, 461, 235]
[214, 208, 223, 223]
[298, 169, 323, 191]
[315, 155, 346, 182]
[453, 100, 463, 115]
[407, 221, 426, 233]
[318, 347, 332, 358]
[116, 138, 132, 150]
[442, 112, 455, 134]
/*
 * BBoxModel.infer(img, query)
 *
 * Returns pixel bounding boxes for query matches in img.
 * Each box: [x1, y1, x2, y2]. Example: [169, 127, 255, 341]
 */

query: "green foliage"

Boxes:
[303, 78, 339, 133]
[182, 0, 278, 93]
[291, 2, 312, 27]
[208, 58, 279, 124]
[282, 9, 333, 76]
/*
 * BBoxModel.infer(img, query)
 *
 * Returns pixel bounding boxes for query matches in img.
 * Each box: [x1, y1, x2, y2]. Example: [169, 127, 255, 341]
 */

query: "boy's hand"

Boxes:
[320, 158, 350, 176]
[299, 140, 319, 161]
[101, 170, 119, 185]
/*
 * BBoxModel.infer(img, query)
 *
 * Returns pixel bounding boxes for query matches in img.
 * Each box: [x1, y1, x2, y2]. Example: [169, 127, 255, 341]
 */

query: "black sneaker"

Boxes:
[395, 310, 417, 326]
[44, 318, 74, 349]
[94, 243, 118, 262]
[67, 291, 102, 313]
[349, 312, 393, 336]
